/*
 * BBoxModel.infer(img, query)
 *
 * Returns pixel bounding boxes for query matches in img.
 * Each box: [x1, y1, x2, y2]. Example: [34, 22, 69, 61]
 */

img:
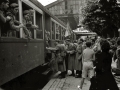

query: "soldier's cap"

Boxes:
[10, 3, 18, 8]
[29, 9, 34, 13]
[23, 10, 30, 15]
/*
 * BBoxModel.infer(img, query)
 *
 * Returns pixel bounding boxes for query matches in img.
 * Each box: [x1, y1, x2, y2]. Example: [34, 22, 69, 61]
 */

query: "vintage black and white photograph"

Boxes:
[0, 0, 120, 90]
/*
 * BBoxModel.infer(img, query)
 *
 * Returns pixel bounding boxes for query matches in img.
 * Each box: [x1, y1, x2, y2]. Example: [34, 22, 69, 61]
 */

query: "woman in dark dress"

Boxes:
[89, 39, 119, 90]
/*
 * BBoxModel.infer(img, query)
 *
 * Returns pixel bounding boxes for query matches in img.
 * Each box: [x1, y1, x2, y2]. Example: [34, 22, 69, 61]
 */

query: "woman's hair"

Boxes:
[100, 39, 110, 52]
[86, 41, 91, 47]
[117, 37, 120, 45]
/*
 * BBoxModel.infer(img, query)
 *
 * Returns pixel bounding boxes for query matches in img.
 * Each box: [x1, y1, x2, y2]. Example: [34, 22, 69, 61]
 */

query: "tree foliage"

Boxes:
[81, 0, 120, 37]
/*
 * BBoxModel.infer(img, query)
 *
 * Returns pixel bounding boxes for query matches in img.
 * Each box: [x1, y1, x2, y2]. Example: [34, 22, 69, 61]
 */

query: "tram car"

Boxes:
[0, 0, 66, 89]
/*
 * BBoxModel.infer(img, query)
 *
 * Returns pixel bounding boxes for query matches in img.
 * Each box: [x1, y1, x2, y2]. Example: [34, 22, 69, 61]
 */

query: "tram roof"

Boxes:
[30, 0, 67, 28]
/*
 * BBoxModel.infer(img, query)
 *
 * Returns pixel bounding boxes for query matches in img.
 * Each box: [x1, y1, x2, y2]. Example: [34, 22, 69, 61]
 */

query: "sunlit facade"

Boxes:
[46, 0, 88, 30]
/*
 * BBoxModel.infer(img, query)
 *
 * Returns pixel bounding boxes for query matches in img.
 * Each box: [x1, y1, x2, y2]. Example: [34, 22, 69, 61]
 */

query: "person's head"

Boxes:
[23, 10, 30, 19]
[65, 39, 71, 45]
[54, 40, 60, 46]
[78, 38, 83, 44]
[92, 38, 95, 42]
[100, 39, 110, 52]
[10, 3, 18, 15]
[86, 41, 92, 47]
[0, 0, 9, 11]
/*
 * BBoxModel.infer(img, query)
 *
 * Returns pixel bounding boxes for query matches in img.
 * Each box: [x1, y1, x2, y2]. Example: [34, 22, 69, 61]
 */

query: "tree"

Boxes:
[81, 0, 120, 37]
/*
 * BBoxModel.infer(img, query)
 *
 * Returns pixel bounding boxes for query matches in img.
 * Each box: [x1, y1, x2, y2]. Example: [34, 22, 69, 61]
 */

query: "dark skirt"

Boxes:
[89, 72, 119, 90]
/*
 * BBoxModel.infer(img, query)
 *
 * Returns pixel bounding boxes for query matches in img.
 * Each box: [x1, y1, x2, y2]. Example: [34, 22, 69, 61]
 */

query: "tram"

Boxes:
[0, 0, 66, 88]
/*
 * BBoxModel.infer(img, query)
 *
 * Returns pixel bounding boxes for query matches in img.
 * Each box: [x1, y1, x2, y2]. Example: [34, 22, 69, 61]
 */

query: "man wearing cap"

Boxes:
[65, 39, 76, 76]
[23, 9, 38, 38]
[22, 10, 32, 38]
[0, 0, 11, 36]
[5, 3, 24, 36]
[54, 40, 66, 78]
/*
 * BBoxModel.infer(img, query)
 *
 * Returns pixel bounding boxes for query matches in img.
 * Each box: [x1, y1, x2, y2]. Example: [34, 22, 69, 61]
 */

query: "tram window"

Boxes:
[36, 11, 43, 39]
[56, 24, 59, 40]
[59, 26, 62, 40]
[22, 2, 34, 38]
[0, 0, 20, 38]
[52, 21, 55, 39]
[62, 29, 65, 40]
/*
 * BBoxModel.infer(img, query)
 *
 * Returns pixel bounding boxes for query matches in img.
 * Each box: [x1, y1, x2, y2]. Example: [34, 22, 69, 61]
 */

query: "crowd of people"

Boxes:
[46, 36, 120, 90]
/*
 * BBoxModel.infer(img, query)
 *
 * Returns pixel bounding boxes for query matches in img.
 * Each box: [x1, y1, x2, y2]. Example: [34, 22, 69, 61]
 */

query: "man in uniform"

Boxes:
[0, 0, 11, 36]
[5, 3, 24, 36]
[54, 40, 66, 78]
[65, 39, 76, 76]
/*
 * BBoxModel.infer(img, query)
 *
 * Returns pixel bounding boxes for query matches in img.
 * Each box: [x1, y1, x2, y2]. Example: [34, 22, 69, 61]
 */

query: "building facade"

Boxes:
[46, 0, 89, 30]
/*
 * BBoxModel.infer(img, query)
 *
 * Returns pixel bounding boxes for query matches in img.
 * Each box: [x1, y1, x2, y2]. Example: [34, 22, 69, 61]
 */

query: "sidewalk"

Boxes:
[42, 72, 90, 90]
[42, 61, 120, 90]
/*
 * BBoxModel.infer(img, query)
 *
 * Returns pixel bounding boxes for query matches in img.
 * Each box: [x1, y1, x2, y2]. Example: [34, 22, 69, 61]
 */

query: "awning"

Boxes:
[73, 31, 97, 36]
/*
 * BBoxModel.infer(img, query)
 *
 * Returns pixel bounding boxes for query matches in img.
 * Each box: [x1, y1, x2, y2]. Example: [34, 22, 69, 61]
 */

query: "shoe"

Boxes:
[77, 85, 82, 90]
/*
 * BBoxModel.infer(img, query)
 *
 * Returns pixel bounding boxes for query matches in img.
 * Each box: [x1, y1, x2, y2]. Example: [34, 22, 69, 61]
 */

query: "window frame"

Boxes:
[19, 0, 44, 40]
[51, 18, 66, 40]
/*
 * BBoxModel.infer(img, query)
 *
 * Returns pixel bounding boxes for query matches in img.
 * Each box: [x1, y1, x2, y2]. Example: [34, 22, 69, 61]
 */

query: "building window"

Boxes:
[56, 24, 60, 40]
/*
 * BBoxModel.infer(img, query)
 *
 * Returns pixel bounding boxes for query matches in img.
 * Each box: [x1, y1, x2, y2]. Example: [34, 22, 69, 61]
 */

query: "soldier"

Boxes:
[65, 39, 76, 76]
[23, 10, 32, 38]
[23, 10, 38, 38]
[0, 0, 11, 36]
[54, 40, 66, 78]
[75, 38, 84, 78]
[5, 3, 24, 36]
